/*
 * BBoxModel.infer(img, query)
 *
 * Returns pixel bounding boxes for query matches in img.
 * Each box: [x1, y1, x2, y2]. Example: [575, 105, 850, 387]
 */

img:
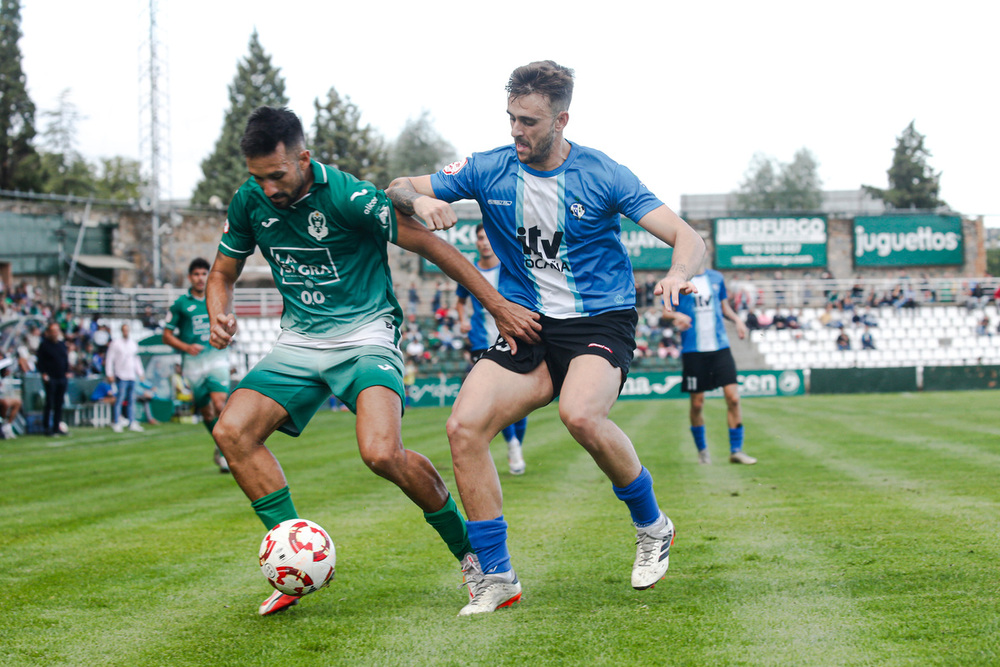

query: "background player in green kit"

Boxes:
[207, 106, 541, 616]
[163, 258, 232, 473]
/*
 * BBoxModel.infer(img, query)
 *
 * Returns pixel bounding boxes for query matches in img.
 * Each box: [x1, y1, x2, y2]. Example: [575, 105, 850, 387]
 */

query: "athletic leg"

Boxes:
[723, 383, 756, 464]
[689, 392, 709, 462]
[558, 355, 674, 589]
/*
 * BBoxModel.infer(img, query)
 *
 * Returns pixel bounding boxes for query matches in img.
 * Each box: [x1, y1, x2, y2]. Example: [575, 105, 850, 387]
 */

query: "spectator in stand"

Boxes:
[106, 323, 146, 433]
[35, 322, 71, 436]
[642, 273, 657, 308]
[861, 327, 876, 350]
[819, 303, 843, 329]
[0, 357, 22, 439]
[744, 309, 765, 331]
[407, 281, 421, 315]
[975, 315, 991, 337]
[785, 309, 802, 330]
[835, 331, 851, 351]
[140, 304, 161, 331]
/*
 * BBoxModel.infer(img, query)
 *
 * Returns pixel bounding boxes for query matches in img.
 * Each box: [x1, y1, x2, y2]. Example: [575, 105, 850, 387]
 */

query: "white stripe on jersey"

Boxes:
[691, 274, 723, 352]
[519, 170, 578, 318]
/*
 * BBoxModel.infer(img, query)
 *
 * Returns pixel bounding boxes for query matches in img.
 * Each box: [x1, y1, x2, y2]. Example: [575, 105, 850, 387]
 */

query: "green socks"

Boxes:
[251, 485, 298, 530]
[424, 494, 473, 560]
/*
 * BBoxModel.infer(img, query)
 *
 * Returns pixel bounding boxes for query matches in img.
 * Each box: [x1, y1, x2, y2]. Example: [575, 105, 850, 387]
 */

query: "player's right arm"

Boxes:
[386, 175, 457, 231]
[162, 303, 203, 356]
[206, 252, 244, 350]
[454, 292, 471, 334]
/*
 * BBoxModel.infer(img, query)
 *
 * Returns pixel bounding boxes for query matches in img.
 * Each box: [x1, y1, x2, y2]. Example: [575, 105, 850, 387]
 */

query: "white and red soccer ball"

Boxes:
[259, 519, 335, 596]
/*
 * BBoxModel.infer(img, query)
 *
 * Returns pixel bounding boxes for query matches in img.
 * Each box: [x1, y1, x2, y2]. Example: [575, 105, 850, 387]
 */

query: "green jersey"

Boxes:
[166, 290, 229, 380]
[219, 161, 402, 347]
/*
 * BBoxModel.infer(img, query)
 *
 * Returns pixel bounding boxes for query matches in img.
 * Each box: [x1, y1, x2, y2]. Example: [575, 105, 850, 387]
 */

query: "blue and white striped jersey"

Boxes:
[431, 143, 663, 319]
[677, 270, 730, 353]
[455, 262, 501, 351]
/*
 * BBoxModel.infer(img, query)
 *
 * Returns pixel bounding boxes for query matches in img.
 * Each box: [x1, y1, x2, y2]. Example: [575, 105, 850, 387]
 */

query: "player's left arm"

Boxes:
[394, 215, 541, 352]
[635, 204, 706, 311]
[206, 252, 245, 350]
[720, 296, 748, 340]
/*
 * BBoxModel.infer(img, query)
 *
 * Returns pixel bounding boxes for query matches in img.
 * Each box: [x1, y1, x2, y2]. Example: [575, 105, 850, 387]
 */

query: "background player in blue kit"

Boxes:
[454, 224, 528, 475]
[388, 60, 706, 615]
[661, 268, 757, 465]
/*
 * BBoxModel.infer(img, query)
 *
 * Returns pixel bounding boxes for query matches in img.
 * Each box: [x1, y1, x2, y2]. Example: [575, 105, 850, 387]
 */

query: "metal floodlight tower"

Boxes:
[138, 0, 171, 286]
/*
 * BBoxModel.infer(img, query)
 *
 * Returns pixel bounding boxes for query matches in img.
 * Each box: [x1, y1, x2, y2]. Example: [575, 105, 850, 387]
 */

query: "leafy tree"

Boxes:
[0, 0, 40, 191]
[735, 148, 823, 211]
[92, 156, 144, 201]
[389, 110, 456, 178]
[864, 121, 945, 210]
[311, 87, 389, 187]
[192, 30, 288, 206]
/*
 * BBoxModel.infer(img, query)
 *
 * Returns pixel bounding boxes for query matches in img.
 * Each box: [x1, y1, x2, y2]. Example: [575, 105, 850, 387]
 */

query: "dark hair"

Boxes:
[475, 223, 484, 235]
[506, 60, 575, 114]
[188, 258, 210, 274]
[240, 106, 305, 158]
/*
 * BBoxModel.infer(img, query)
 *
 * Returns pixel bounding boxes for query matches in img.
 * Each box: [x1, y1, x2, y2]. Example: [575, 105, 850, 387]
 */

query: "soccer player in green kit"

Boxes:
[207, 106, 541, 616]
[163, 258, 231, 473]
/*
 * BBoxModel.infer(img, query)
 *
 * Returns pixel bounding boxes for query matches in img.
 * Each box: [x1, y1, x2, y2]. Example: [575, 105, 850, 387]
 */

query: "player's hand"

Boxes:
[459, 321, 471, 334]
[735, 318, 748, 340]
[413, 197, 458, 231]
[491, 301, 541, 354]
[656, 274, 697, 312]
[671, 313, 693, 331]
[188, 343, 205, 355]
[210, 313, 238, 350]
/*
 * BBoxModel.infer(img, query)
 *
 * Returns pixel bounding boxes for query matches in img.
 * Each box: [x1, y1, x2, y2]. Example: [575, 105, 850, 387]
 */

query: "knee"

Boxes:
[211, 416, 239, 450]
[359, 441, 402, 478]
[560, 406, 598, 441]
[445, 411, 485, 459]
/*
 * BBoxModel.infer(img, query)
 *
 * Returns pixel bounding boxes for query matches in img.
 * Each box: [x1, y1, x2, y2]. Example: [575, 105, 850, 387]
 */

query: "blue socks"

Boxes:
[691, 425, 707, 451]
[729, 424, 744, 453]
[501, 423, 516, 442]
[467, 516, 512, 574]
[513, 417, 527, 442]
[612, 466, 660, 527]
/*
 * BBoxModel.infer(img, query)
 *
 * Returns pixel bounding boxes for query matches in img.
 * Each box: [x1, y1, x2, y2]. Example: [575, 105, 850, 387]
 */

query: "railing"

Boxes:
[61, 285, 285, 318]
[60, 276, 999, 319]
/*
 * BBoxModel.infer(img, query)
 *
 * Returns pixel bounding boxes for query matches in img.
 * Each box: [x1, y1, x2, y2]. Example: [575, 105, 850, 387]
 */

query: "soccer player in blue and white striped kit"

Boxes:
[663, 268, 758, 466]
[454, 224, 528, 476]
[388, 60, 706, 615]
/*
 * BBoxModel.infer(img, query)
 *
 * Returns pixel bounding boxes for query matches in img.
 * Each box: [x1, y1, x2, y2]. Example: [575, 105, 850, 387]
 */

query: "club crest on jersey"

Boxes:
[377, 205, 390, 229]
[307, 211, 329, 241]
[570, 202, 586, 219]
[442, 158, 467, 175]
[223, 218, 230, 234]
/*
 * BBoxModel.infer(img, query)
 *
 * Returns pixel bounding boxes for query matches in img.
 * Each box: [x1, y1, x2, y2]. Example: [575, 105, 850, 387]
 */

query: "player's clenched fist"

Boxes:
[210, 312, 238, 349]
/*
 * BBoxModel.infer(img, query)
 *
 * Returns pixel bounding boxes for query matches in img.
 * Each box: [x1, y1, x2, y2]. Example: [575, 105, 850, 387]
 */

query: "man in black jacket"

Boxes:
[35, 322, 70, 436]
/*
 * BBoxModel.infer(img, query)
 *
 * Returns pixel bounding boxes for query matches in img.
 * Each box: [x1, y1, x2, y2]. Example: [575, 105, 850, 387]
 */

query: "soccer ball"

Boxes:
[259, 519, 336, 596]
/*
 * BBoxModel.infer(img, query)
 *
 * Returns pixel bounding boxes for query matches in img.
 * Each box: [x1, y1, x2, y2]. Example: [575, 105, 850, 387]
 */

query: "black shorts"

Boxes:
[481, 309, 638, 397]
[681, 348, 738, 393]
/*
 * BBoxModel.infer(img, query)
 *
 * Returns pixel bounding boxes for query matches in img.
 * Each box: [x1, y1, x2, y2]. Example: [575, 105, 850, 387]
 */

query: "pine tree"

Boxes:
[0, 0, 40, 191]
[388, 110, 456, 178]
[311, 87, 389, 187]
[864, 121, 945, 210]
[191, 30, 288, 206]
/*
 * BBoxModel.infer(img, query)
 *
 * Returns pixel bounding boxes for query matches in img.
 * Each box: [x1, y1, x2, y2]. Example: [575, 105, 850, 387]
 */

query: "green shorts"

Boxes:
[236, 343, 405, 437]
[191, 365, 231, 410]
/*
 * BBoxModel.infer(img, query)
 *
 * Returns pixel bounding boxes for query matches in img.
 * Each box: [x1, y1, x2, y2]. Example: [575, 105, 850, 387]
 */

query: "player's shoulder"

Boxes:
[569, 143, 623, 171]
[462, 145, 518, 172]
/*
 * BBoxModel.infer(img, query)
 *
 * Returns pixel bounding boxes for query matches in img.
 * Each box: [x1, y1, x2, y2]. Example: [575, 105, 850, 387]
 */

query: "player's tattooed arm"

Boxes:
[386, 175, 457, 231]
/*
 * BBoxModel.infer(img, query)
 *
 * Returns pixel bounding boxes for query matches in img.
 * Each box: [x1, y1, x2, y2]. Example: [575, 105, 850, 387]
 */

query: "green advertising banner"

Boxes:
[422, 217, 674, 273]
[421, 219, 481, 273]
[406, 369, 804, 408]
[620, 217, 674, 269]
[853, 215, 963, 267]
[714, 216, 827, 269]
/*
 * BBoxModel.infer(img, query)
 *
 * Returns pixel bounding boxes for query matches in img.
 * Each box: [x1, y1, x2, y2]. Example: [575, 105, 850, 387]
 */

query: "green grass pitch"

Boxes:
[2, 391, 999, 666]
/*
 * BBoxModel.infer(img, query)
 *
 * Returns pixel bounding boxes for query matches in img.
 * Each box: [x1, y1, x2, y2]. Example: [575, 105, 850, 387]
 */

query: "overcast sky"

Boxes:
[17, 0, 999, 226]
